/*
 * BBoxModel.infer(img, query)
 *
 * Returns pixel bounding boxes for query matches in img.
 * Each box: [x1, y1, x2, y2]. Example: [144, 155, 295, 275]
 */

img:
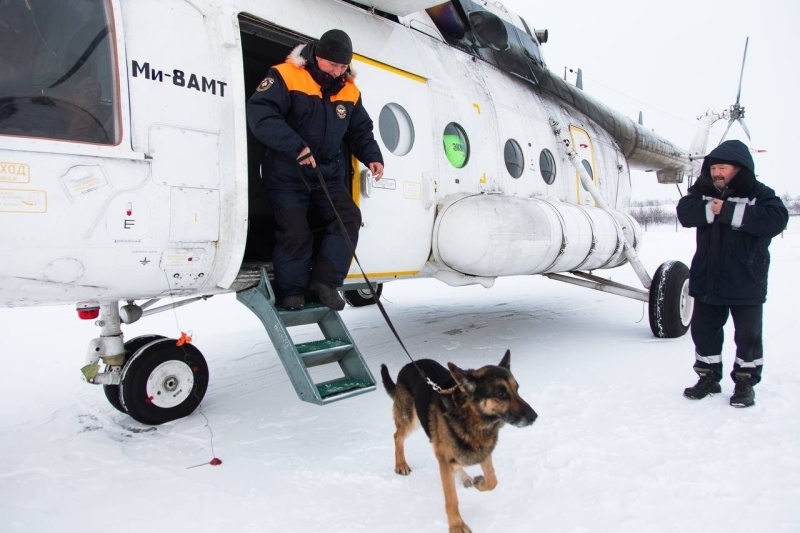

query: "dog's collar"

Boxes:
[426, 377, 457, 395]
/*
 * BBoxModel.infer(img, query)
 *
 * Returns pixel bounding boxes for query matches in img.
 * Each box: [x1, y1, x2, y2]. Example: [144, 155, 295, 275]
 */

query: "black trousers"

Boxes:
[690, 300, 764, 385]
[269, 182, 361, 297]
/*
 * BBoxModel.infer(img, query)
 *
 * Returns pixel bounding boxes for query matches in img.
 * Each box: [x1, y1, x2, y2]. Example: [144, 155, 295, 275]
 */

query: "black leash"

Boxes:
[294, 158, 453, 394]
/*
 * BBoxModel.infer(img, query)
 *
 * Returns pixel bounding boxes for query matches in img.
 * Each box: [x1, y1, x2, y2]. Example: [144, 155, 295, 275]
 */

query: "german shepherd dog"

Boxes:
[380, 350, 537, 532]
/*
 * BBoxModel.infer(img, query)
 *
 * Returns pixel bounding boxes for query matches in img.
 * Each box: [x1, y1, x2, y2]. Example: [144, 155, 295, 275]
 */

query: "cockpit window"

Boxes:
[0, 0, 119, 144]
[426, 0, 542, 84]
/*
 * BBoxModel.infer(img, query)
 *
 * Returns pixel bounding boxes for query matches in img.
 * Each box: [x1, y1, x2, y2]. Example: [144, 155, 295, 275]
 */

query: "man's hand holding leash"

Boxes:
[368, 162, 384, 180]
[298, 147, 383, 181]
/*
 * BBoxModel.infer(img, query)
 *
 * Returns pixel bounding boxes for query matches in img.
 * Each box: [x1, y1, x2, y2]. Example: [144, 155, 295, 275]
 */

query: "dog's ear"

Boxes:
[499, 349, 511, 370]
[447, 362, 476, 393]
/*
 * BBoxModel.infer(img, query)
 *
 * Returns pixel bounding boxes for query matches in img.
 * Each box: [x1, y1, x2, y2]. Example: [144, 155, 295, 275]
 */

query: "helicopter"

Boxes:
[0, 0, 737, 424]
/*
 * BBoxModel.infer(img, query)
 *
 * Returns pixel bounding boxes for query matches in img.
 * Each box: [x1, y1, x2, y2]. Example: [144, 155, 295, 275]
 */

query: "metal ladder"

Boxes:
[236, 267, 376, 405]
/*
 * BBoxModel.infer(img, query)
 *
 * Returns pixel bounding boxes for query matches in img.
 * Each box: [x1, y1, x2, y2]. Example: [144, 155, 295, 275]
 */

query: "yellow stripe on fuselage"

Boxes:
[353, 54, 427, 84]
[345, 270, 420, 280]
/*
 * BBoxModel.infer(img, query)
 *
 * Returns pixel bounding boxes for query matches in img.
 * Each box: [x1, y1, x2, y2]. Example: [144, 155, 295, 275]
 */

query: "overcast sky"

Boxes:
[500, 0, 798, 201]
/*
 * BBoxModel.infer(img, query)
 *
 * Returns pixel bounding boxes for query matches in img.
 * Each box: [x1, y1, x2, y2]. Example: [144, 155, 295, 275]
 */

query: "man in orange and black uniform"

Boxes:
[247, 30, 384, 311]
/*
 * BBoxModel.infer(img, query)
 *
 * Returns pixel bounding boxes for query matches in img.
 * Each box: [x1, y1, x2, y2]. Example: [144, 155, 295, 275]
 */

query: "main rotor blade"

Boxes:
[738, 117, 752, 140]
[735, 37, 749, 105]
[719, 118, 735, 144]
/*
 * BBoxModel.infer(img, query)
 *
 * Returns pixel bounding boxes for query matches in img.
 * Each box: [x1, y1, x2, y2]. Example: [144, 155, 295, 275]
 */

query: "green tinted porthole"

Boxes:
[443, 122, 469, 168]
[379, 103, 415, 156]
[539, 148, 556, 184]
[504, 139, 524, 178]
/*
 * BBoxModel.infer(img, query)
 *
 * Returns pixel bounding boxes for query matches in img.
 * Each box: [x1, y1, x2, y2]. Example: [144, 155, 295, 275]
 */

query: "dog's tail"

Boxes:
[380, 364, 396, 398]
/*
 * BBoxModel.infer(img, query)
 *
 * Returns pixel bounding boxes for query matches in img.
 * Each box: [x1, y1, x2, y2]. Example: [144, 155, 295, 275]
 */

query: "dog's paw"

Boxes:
[471, 475, 497, 492]
[449, 523, 472, 533]
[395, 463, 412, 476]
[468, 475, 483, 488]
[459, 471, 475, 488]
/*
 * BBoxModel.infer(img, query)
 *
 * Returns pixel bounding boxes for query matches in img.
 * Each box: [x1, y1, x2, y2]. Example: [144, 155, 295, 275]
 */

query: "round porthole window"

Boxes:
[379, 103, 415, 156]
[504, 139, 524, 179]
[539, 148, 556, 184]
[443, 122, 469, 168]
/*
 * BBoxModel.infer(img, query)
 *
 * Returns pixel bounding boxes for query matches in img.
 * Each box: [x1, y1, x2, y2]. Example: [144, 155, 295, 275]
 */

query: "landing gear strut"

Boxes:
[104, 334, 165, 414]
[83, 302, 209, 425]
[544, 259, 693, 339]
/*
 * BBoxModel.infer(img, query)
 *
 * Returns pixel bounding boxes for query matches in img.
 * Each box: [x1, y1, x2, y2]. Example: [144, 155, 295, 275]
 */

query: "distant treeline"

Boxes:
[629, 193, 800, 229]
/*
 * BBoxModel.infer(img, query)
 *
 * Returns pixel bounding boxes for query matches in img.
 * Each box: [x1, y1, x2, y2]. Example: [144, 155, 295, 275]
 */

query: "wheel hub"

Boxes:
[680, 279, 694, 327]
[146, 361, 195, 408]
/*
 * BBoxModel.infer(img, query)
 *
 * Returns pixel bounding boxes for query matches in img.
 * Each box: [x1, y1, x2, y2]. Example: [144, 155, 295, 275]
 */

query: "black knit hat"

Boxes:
[708, 157, 741, 168]
[316, 29, 353, 64]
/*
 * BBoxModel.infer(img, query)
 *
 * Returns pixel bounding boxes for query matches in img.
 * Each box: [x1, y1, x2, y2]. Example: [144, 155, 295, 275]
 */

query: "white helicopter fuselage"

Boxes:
[1, 0, 707, 423]
[0, 0, 697, 309]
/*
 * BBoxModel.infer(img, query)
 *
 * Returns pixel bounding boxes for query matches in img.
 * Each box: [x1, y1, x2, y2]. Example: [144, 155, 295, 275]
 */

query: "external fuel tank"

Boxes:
[432, 195, 642, 277]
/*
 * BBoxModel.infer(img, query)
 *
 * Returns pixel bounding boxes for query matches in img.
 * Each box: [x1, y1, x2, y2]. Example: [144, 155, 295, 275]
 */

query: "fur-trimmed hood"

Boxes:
[287, 43, 356, 82]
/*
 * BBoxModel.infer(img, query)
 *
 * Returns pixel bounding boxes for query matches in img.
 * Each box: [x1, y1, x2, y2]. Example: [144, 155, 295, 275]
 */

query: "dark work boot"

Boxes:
[730, 373, 755, 408]
[279, 294, 305, 311]
[310, 281, 345, 311]
[683, 370, 721, 400]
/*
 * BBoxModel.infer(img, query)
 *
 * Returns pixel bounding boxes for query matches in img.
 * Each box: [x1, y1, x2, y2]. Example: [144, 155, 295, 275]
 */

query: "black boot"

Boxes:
[683, 370, 721, 400]
[730, 373, 755, 408]
[279, 294, 305, 311]
[310, 281, 345, 311]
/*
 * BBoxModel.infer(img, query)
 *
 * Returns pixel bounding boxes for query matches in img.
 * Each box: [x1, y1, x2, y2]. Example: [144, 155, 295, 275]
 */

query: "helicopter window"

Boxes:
[504, 139, 524, 179]
[539, 149, 556, 185]
[517, 16, 546, 66]
[443, 122, 470, 168]
[0, 0, 119, 145]
[468, 11, 509, 51]
[379, 103, 415, 157]
[580, 159, 594, 190]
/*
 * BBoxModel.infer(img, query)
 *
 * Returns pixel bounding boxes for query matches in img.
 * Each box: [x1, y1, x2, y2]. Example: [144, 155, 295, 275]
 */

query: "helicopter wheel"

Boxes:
[342, 284, 383, 307]
[118, 338, 209, 425]
[103, 334, 166, 414]
[648, 260, 693, 338]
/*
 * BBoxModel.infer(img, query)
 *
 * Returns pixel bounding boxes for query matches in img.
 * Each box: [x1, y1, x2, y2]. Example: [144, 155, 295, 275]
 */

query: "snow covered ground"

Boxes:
[1, 226, 798, 533]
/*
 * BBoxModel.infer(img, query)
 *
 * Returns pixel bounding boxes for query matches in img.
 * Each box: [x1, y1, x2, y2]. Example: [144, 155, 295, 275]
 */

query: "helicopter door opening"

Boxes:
[238, 18, 312, 264]
[237, 17, 435, 282]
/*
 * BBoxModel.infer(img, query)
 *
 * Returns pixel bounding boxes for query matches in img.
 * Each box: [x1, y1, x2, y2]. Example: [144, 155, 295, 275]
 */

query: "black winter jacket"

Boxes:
[246, 44, 383, 190]
[676, 140, 788, 305]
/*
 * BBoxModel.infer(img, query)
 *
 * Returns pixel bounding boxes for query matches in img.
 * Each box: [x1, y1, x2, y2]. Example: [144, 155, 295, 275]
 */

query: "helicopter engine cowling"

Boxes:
[432, 195, 642, 277]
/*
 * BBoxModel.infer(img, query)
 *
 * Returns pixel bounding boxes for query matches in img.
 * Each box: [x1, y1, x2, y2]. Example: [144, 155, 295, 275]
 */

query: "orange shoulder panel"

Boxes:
[274, 63, 321, 97]
[334, 81, 361, 104]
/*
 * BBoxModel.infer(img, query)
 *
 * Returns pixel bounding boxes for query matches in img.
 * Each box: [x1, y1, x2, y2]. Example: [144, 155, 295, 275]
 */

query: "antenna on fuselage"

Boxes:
[719, 37, 751, 144]
[564, 67, 583, 90]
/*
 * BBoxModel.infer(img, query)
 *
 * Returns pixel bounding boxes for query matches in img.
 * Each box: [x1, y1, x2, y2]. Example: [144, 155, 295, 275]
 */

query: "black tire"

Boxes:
[342, 284, 383, 307]
[119, 338, 209, 425]
[103, 335, 166, 413]
[649, 260, 693, 338]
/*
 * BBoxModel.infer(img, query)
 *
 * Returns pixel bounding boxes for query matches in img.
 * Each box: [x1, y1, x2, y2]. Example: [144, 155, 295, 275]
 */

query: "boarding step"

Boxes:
[235, 267, 375, 405]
